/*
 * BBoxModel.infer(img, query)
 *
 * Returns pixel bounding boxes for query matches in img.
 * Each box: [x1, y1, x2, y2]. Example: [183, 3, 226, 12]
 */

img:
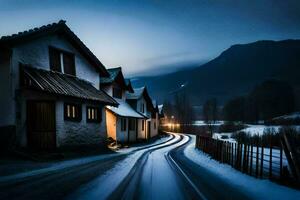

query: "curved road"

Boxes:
[110, 133, 203, 200]
[0, 133, 250, 200]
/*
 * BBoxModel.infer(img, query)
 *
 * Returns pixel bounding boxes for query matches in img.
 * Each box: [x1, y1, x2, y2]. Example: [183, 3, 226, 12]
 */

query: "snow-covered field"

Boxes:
[193, 120, 224, 126]
[184, 135, 300, 200]
[213, 124, 300, 143]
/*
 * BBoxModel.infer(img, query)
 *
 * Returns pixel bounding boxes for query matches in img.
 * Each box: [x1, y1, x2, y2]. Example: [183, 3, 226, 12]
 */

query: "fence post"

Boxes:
[236, 143, 239, 169]
[260, 146, 264, 178]
[231, 142, 234, 167]
[234, 143, 238, 168]
[256, 144, 259, 178]
[269, 138, 273, 179]
[240, 143, 243, 170]
[243, 144, 247, 173]
[219, 141, 222, 162]
[250, 144, 253, 176]
[280, 145, 283, 180]
[227, 142, 230, 164]
[225, 142, 228, 163]
[245, 144, 249, 174]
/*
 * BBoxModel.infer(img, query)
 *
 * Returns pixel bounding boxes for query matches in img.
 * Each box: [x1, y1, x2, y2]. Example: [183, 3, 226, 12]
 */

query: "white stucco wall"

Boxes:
[150, 113, 159, 137]
[137, 119, 146, 139]
[136, 97, 148, 116]
[11, 34, 100, 93]
[102, 84, 126, 100]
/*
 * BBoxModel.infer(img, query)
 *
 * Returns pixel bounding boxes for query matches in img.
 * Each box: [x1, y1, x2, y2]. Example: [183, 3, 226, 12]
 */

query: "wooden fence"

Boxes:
[195, 135, 294, 184]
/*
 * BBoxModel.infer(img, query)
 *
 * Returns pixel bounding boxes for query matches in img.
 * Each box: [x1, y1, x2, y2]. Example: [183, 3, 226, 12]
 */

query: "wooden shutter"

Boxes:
[63, 52, 75, 76]
[49, 47, 61, 72]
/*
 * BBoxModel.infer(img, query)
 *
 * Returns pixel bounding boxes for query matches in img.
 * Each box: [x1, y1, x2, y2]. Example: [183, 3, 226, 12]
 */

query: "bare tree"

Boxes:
[203, 98, 218, 135]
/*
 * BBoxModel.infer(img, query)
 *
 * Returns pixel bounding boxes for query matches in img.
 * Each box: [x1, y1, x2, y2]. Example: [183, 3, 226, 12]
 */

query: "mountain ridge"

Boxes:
[131, 39, 300, 106]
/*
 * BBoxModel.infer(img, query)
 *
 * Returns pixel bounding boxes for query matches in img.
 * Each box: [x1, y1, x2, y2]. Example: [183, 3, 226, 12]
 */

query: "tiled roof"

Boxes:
[22, 66, 118, 105]
[0, 20, 109, 77]
[100, 67, 122, 84]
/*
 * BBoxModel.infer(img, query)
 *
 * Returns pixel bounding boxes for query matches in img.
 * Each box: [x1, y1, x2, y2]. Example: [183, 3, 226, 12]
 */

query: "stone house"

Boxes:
[0, 20, 117, 150]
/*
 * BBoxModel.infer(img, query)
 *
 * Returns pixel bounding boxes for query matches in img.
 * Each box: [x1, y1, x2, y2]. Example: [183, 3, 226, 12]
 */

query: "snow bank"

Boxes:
[212, 133, 236, 143]
[184, 135, 300, 200]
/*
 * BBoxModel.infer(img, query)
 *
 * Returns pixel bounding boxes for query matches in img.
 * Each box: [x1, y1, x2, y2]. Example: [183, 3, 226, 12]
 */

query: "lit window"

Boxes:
[64, 103, 81, 121]
[86, 106, 101, 123]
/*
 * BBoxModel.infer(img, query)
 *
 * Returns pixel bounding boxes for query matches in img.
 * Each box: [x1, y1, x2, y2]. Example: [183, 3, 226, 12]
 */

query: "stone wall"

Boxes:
[56, 100, 107, 147]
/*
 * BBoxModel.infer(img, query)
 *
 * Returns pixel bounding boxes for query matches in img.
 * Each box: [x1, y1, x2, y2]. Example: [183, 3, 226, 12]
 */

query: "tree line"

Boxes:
[221, 79, 295, 123]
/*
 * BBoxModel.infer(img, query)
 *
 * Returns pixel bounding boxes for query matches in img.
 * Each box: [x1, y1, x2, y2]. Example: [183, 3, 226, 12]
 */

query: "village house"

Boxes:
[0, 20, 118, 150]
[151, 100, 160, 137]
[126, 87, 159, 140]
[101, 67, 145, 143]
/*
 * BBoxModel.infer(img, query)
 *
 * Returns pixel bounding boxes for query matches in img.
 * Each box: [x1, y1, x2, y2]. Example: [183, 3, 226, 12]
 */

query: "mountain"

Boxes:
[131, 39, 300, 107]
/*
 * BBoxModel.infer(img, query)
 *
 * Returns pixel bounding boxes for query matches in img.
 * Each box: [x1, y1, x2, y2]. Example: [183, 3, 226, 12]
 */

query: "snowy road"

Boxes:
[1, 133, 299, 200]
[109, 133, 204, 200]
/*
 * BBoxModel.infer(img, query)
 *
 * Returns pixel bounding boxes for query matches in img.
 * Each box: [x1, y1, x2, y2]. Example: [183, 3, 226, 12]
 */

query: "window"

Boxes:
[49, 47, 76, 76]
[142, 120, 145, 131]
[140, 103, 145, 113]
[49, 47, 61, 72]
[121, 118, 127, 131]
[86, 106, 102, 123]
[64, 103, 81, 121]
[113, 87, 122, 99]
[129, 119, 136, 131]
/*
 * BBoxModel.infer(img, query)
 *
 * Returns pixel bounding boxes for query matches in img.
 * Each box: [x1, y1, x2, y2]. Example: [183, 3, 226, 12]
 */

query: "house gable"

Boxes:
[0, 20, 109, 77]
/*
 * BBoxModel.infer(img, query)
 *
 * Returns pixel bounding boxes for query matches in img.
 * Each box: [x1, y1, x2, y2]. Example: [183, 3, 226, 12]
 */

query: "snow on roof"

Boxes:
[126, 87, 145, 99]
[106, 99, 146, 118]
[158, 104, 163, 113]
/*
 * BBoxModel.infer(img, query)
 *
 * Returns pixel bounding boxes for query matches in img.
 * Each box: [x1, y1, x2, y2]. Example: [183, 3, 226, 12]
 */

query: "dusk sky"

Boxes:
[1, 0, 300, 76]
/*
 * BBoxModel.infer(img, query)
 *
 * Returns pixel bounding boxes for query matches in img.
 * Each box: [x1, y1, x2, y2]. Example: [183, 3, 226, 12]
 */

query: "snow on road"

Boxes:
[0, 136, 171, 184]
[68, 134, 181, 200]
[136, 134, 190, 200]
[184, 135, 300, 200]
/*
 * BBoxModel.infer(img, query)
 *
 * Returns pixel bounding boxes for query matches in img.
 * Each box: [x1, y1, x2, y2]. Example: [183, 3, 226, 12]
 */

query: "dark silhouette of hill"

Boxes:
[131, 39, 300, 106]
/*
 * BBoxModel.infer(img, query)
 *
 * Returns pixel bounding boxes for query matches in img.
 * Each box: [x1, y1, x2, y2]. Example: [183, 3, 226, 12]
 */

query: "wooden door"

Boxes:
[27, 101, 56, 149]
